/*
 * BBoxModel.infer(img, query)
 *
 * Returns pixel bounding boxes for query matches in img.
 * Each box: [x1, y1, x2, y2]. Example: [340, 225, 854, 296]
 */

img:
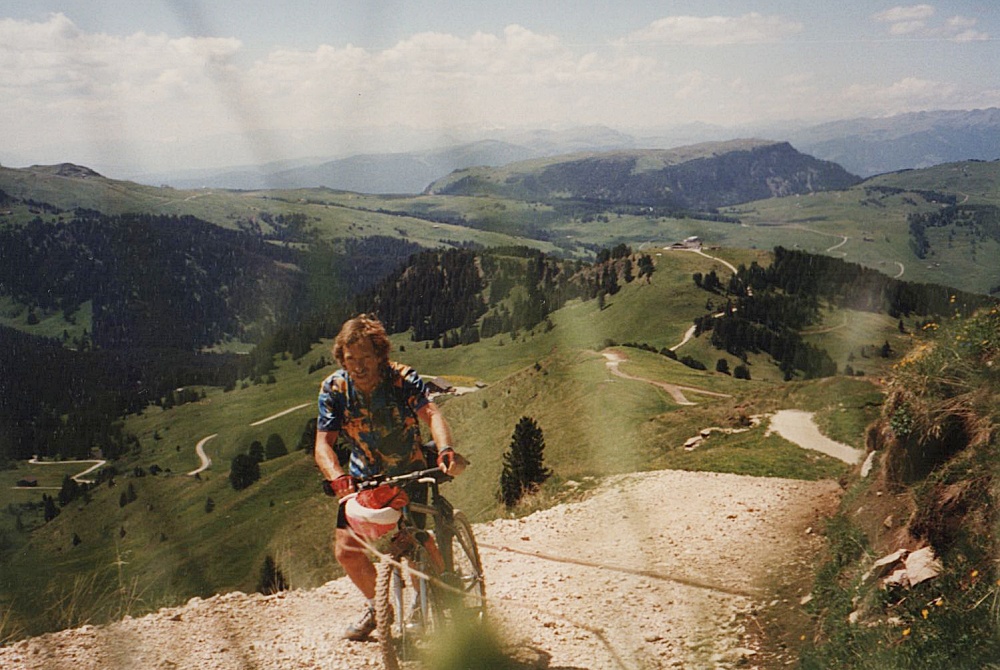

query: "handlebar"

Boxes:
[356, 466, 453, 490]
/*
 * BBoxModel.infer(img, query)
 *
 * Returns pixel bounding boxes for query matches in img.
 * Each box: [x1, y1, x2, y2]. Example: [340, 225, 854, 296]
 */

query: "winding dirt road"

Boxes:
[603, 350, 731, 406]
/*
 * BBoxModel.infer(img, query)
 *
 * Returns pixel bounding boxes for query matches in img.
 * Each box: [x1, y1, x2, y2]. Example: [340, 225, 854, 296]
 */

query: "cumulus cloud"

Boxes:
[872, 5, 989, 41]
[0, 10, 994, 171]
[248, 24, 658, 131]
[0, 12, 244, 144]
[622, 12, 803, 46]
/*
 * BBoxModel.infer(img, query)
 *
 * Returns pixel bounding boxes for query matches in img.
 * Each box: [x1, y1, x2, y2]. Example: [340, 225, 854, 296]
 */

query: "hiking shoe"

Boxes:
[343, 605, 377, 641]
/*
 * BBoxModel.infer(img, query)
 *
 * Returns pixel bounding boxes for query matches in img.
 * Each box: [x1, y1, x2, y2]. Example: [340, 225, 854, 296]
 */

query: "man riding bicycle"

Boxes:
[314, 314, 466, 641]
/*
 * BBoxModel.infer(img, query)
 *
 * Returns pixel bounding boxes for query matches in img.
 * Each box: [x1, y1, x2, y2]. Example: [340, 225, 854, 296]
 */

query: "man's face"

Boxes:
[343, 338, 382, 393]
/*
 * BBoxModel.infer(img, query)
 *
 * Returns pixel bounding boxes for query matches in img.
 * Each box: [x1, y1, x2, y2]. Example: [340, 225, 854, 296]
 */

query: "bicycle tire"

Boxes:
[439, 510, 487, 624]
[375, 542, 443, 670]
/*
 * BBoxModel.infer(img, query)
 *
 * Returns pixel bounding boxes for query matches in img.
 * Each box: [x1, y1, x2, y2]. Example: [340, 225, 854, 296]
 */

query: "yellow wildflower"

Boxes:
[921, 609, 929, 619]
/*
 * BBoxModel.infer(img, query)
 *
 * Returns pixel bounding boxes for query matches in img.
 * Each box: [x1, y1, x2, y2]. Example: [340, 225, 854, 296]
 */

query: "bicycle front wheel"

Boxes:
[375, 544, 442, 670]
[439, 510, 487, 625]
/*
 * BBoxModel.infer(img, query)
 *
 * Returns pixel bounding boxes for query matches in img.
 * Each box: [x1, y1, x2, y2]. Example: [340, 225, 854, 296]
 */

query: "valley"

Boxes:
[1, 138, 998, 668]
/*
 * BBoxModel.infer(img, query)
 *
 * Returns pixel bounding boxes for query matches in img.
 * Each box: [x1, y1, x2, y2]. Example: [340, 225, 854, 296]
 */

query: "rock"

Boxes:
[884, 568, 908, 587]
[905, 546, 942, 586]
[861, 451, 877, 477]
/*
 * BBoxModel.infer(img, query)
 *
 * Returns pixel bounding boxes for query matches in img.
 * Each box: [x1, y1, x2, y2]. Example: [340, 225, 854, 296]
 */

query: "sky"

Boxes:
[2, 1, 999, 176]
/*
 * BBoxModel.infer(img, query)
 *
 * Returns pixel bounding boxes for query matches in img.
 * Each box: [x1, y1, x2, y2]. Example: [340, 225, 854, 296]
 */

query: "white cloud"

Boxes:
[873, 5, 935, 23]
[873, 5, 989, 41]
[945, 16, 990, 42]
[0, 12, 244, 147]
[623, 13, 802, 46]
[0, 11, 994, 172]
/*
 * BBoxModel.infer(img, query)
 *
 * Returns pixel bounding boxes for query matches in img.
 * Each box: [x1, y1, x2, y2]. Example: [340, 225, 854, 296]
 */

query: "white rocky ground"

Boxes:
[0, 468, 841, 670]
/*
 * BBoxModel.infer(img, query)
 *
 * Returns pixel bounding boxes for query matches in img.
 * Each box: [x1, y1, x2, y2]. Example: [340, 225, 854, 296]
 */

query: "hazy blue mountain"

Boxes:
[131, 109, 1000, 192]
[786, 108, 1000, 177]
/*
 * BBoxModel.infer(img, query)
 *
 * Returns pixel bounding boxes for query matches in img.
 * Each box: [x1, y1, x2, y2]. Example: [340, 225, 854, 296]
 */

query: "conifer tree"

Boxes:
[498, 416, 551, 508]
[265, 433, 288, 460]
[257, 554, 288, 595]
[230, 453, 261, 491]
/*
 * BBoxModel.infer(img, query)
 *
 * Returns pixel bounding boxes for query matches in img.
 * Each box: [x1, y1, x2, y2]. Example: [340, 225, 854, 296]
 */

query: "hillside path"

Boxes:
[12, 457, 108, 489]
[603, 350, 731, 406]
[0, 469, 841, 670]
[766, 409, 864, 464]
[186, 434, 216, 476]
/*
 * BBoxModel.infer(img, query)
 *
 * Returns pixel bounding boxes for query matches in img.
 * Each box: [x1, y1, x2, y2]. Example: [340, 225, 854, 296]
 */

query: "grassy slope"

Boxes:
[800, 306, 1000, 668]
[723, 161, 1000, 295]
[0, 247, 907, 639]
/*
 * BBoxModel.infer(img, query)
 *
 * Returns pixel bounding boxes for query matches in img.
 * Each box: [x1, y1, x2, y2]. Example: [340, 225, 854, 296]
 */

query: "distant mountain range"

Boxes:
[785, 108, 1000, 177]
[130, 108, 1000, 194]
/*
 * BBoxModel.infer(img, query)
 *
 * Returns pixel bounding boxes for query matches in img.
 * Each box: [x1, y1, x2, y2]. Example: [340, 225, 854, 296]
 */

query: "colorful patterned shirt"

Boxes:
[317, 361, 430, 478]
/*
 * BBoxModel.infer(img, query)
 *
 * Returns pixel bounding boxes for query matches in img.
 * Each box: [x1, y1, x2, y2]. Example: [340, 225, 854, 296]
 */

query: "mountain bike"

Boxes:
[349, 466, 486, 670]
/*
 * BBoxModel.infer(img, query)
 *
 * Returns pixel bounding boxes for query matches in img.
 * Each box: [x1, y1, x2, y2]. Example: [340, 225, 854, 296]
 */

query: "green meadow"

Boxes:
[0, 246, 901, 638]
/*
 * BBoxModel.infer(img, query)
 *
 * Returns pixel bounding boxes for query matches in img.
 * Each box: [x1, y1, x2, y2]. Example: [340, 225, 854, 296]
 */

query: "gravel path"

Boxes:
[767, 410, 864, 464]
[0, 469, 841, 670]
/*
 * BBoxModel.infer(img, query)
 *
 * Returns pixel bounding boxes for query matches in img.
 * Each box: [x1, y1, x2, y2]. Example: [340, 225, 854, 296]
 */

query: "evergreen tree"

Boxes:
[498, 416, 551, 508]
[230, 453, 261, 491]
[43, 494, 60, 522]
[248, 440, 265, 463]
[257, 554, 288, 595]
[265, 433, 288, 460]
[298, 418, 317, 452]
[637, 255, 655, 283]
[57, 474, 81, 507]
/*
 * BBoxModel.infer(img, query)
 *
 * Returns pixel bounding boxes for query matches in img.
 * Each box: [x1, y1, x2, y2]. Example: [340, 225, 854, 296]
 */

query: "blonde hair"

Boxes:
[332, 314, 391, 367]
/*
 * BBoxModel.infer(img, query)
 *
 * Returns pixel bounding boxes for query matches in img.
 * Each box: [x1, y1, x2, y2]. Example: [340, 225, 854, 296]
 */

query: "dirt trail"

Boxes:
[0, 469, 841, 670]
[767, 410, 864, 464]
[603, 351, 731, 406]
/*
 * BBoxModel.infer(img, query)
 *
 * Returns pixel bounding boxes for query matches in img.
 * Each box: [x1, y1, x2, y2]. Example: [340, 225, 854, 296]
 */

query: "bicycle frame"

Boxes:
[359, 467, 486, 670]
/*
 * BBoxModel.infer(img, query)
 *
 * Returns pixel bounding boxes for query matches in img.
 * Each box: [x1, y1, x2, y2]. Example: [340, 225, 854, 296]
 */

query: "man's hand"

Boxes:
[323, 474, 356, 498]
[436, 448, 468, 477]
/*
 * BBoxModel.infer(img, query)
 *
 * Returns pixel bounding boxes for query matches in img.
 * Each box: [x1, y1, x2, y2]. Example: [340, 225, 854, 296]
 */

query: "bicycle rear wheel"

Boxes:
[439, 510, 487, 625]
[375, 544, 442, 670]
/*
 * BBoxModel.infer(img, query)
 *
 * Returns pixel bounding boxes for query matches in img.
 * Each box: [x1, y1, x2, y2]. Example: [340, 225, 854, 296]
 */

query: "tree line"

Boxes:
[692, 247, 995, 380]
[362, 244, 655, 346]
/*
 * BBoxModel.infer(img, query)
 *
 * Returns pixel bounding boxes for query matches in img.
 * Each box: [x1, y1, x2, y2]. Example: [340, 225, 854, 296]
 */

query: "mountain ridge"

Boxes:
[116, 108, 1000, 192]
[425, 139, 861, 210]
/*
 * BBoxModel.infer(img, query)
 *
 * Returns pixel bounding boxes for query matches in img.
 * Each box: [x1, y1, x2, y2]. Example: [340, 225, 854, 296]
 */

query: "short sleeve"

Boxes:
[399, 365, 430, 413]
[317, 372, 347, 433]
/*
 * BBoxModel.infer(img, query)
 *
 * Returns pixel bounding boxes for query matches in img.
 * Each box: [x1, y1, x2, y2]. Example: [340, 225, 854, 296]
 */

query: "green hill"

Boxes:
[723, 160, 1000, 296]
[426, 139, 861, 210]
[2, 155, 998, 655]
[1, 245, 913, 639]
